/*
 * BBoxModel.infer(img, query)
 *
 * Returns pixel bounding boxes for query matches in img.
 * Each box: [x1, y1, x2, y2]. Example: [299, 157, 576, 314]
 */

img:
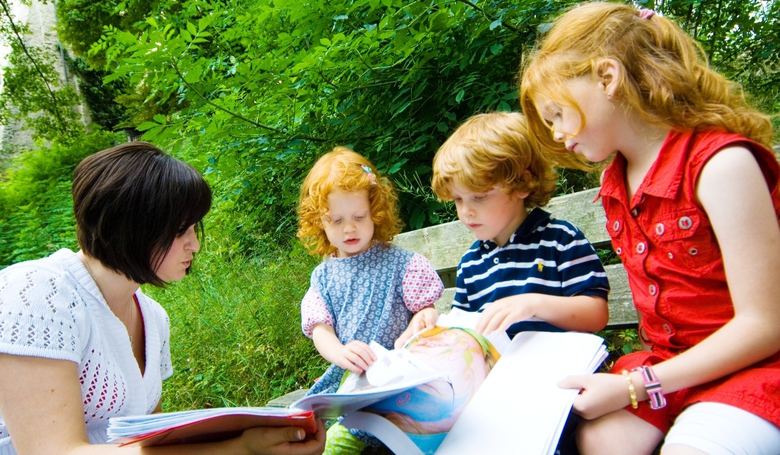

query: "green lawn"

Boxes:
[143, 245, 328, 412]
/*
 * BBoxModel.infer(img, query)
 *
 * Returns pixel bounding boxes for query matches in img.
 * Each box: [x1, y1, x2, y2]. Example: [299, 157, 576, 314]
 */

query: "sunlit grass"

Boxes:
[143, 243, 328, 412]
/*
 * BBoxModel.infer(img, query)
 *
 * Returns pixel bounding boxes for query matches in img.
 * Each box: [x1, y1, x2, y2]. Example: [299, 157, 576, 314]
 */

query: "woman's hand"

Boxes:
[395, 306, 439, 348]
[238, 418, 326, 455]
[557, 372, 634, 420]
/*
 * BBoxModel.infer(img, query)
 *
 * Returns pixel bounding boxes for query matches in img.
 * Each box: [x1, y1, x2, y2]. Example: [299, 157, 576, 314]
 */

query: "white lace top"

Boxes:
[0, 249, 173, 453]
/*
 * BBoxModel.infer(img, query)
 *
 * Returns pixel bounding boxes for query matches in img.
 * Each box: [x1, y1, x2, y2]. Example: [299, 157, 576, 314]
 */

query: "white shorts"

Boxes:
[663, 402, 780, 455]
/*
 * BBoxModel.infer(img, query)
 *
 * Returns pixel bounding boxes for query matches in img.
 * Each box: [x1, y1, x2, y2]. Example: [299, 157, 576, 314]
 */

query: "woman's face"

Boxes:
[155, 225, 200, 282]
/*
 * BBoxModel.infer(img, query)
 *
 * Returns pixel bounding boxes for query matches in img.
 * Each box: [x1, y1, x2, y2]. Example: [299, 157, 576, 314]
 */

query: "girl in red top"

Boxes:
[519, 3, 780, 455]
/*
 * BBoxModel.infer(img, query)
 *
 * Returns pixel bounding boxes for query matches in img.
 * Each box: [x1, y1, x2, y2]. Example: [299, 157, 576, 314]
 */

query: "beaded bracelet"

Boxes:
[633, 365, 667, 410]
[621, 370, 638, 409]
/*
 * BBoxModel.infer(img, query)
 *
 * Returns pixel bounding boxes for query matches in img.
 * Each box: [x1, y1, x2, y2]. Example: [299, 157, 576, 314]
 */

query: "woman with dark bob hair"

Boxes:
[0, 143, 325, 455]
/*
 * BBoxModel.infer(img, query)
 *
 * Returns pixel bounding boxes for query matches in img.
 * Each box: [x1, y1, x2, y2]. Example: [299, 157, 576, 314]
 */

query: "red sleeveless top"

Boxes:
[599, 129, 780, 429]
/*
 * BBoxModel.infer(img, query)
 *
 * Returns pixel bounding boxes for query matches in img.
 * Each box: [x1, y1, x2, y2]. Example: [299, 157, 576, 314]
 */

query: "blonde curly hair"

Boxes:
[520, 2, 774, 170]
[432, 112, 558, 209]
[297, 147, 403, 257]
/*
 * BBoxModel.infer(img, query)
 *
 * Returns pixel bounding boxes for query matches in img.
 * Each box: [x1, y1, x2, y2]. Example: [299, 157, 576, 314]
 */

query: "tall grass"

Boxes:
[143, 241, 329, 412]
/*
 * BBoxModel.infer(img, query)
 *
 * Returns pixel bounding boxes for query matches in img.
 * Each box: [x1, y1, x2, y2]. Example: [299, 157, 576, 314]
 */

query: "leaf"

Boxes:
[455, 89, 465, 103]
[136, 121, 159, 131]
[409, 210, 425, 230]
[490, 44, 503, 55]
[198, 16, 213, 31]
[320, 38, 331, 46]
[187, 22, 198, 36]
[153, 114, 167, 124]
[490, 19, 502, 30]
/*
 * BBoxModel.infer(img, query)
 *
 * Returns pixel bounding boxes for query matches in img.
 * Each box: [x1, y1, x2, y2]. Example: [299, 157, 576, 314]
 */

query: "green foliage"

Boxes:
[65, 55, 127, 130]
[88, 0, 779, 257]
[91, 0, 572, 254]
[0, 131, 123, 267]
[55, 0, 156, 67]
[598, 328, 642, 371]
[0, 40, 84, 142]
[143, 244, 327, 410]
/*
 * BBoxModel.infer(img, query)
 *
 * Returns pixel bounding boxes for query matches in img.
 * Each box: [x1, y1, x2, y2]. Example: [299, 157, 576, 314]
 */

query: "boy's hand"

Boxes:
[475, 295, 539, 335]
[335, 340, 376, 374]
[395, 306, 439, 348]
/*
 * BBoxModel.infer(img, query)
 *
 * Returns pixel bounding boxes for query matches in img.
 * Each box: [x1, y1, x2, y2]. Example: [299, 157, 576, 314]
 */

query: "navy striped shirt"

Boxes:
[453, 208, 610, 336]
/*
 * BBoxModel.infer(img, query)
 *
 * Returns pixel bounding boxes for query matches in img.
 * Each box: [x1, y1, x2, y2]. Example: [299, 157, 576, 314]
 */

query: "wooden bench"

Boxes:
[393, 187, 638, 329]
[267, 187, 636, 408]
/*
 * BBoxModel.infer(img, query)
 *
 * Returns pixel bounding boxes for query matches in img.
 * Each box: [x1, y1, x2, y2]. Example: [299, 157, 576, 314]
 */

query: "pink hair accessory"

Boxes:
[361, 165, 377, 184]
[639, 8, 655, 19]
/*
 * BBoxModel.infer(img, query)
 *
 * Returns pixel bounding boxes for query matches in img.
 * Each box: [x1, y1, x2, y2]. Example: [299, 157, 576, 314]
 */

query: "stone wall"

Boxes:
[0, 0, 87, 162]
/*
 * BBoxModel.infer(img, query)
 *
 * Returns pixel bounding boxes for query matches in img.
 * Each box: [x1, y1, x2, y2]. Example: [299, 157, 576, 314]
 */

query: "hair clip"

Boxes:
[638, 8, 655, 19]
[361, 165, 377, 184]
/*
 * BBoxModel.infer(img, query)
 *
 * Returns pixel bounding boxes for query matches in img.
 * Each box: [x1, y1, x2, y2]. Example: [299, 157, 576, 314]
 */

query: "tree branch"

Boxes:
[171, 58, 329, 142]
[453, 0, 520, 33]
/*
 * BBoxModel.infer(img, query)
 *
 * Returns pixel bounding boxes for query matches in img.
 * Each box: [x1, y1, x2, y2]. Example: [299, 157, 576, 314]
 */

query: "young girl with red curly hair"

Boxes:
[297, 147, 444, 454]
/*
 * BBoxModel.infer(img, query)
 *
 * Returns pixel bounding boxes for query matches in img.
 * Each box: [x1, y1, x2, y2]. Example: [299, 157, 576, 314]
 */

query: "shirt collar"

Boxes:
[598, 130, 690, 204]
[479, 208, 551, 249]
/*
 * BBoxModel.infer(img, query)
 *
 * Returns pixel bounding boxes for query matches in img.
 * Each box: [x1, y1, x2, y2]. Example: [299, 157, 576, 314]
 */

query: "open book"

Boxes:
[106, 407, 317, 447]
[106, 351, 444, 447]
[109, 309, 606, 453]
[341, 309, 608, 455]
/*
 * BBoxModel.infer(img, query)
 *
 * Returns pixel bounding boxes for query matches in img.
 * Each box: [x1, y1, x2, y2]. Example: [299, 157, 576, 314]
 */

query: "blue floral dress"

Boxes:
[301, 243, 443, 396]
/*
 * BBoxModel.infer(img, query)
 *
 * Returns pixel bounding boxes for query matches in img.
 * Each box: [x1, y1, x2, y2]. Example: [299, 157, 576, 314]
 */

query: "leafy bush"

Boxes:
[91, 0, 572, 256]
[0, 131, 122, 267]
[598, 328, 643, 372]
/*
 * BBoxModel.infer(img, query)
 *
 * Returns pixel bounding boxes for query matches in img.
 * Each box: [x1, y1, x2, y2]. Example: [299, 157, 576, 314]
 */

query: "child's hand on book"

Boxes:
[395, 306, 439, 348]
[336, 340, 377, 373]
[475, 295, 540, 335]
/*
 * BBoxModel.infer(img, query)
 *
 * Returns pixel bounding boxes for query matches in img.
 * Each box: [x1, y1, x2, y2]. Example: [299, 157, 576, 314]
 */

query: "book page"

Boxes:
[291, 341, 444, 420]
[435, 331, 605, 455]
[434, 308, 511, 353]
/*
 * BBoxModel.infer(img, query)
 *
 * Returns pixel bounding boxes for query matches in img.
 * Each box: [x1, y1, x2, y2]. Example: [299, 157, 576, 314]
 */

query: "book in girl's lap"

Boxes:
[296, 147, 444, 454]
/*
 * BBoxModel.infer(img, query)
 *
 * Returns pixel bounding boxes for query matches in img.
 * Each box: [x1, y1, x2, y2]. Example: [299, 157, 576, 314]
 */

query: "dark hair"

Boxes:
[72, 142, 212, 286]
